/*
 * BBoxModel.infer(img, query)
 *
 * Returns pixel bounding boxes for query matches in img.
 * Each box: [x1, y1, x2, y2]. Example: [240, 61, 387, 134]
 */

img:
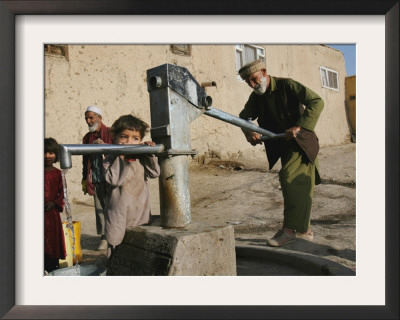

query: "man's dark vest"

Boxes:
[255, 77, 319, 170]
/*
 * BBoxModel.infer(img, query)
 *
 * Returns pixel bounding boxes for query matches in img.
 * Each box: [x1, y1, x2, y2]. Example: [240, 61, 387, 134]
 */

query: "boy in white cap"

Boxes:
[82, 106, 113, 250]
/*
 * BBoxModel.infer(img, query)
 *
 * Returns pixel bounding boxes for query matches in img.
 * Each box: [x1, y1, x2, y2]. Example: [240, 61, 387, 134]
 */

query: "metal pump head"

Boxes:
[147, 63, 212, 153]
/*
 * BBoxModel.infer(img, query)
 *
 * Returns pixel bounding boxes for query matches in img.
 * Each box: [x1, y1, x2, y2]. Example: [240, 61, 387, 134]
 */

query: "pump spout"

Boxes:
[59, 144, 165, 169]
[59, 144, 73, 169]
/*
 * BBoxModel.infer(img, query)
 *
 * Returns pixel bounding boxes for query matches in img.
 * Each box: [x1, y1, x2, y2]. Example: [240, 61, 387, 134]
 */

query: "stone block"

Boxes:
[107, 223, 236, 276]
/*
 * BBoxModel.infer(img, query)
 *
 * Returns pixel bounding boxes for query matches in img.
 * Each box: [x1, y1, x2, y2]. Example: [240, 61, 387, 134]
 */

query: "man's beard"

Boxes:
[253, 76, 268, 95]
[88, 122, 99, 132]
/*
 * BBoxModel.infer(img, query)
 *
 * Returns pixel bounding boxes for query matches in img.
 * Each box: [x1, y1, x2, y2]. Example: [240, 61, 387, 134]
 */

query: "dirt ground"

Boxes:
[66, 142, 356, 273]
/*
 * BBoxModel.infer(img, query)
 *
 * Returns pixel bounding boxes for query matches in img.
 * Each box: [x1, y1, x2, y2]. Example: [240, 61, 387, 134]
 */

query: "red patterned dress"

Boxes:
[44, 168, 66, 261]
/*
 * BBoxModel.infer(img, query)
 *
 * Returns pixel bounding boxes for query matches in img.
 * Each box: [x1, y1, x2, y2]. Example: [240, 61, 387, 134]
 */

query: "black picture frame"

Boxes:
[0, 1, 398, 319]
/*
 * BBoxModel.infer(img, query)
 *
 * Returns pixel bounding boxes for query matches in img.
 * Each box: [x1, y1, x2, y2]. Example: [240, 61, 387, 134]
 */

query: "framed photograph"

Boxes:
[1, 1, 398, 319]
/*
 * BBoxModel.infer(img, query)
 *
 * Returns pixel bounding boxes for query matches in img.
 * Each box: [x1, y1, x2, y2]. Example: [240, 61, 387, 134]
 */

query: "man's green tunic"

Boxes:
[239, 76, 324, 232]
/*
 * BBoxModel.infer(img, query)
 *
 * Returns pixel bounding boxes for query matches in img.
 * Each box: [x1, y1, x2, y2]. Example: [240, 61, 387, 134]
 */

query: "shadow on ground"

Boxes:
[80, 234, 107, 266]
[81, 234, 102, 251]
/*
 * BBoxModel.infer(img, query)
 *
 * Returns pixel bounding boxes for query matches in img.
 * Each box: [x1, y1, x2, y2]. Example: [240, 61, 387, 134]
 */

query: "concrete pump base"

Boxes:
[106, 223, 236, 276]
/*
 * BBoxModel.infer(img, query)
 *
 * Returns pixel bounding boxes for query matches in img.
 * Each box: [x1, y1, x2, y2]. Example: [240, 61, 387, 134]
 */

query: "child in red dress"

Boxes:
[44, 138, 66, 273]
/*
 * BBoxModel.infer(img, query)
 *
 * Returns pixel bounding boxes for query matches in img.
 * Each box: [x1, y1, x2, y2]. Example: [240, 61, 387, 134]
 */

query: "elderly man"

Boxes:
[82, 106, 113, 250]
[238, 59, 324, 247]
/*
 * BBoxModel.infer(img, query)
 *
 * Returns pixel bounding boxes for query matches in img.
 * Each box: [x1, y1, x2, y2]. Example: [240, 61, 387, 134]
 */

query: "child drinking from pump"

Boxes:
[103, 114, 160, 260]
[44, 138, 66, 273]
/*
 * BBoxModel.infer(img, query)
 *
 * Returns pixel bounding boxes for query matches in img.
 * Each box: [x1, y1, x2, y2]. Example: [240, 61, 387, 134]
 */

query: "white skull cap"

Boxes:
[86, 105, 102, 116]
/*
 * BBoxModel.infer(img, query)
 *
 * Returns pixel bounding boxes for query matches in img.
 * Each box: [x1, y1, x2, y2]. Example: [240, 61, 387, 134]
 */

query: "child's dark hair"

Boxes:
[111, 114, 149, 140]
[44, 137, 59, 163]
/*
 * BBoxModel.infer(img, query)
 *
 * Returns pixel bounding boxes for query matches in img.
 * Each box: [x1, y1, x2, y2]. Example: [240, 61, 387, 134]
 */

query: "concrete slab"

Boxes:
[107, 223, 236, 276]
[236, 245, 355, 276]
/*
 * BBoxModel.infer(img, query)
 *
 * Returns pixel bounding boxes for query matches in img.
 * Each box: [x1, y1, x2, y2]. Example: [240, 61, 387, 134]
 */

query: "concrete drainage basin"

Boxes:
[235, 245, 355, 276]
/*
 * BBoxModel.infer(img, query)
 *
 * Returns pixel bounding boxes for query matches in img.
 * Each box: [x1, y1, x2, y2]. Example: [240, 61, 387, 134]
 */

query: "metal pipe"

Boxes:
[260, 135, 285, 141]
[203, 107, 285, 140]
[158, 155, 191, 228]
[59, 144, 165, 169]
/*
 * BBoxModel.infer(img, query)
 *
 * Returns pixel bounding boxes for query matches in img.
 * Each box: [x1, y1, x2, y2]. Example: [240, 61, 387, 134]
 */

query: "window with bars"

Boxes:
[235, 44, 265, 77]
[44, 44, 69, 61]
[320, 67, 339, 90]
[170, 44, 191, 56]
